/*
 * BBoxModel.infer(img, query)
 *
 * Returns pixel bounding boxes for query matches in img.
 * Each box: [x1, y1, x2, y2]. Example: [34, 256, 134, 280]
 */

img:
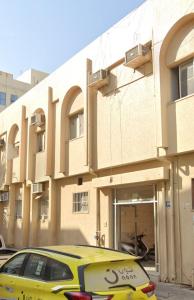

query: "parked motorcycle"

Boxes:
[120, 233, 155, 260]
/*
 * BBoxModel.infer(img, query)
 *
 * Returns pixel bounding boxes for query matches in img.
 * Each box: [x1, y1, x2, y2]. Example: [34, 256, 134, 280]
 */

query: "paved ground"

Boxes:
[156, 282, 194, 300]
[148, 270, 194, 300]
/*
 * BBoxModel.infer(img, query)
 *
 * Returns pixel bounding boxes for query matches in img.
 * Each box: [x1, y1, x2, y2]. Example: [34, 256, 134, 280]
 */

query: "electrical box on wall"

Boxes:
[88, 69, 109, 89]
[124, 43, 152, 69]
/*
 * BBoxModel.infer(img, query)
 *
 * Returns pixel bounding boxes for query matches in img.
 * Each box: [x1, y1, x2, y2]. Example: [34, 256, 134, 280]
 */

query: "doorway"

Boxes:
[113, 184, 158, 271]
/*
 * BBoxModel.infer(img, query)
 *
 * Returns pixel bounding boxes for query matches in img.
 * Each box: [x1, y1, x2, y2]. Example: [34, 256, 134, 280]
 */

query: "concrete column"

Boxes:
[29, 187, 39, 246]
[173, 158, 182, 283]
[48, 178, 57, 245]
[7, 184, 16, 246]
[22, 183, 30, 247]
[19, 106, 27, 182]
[166, 162, 176, 282]
[158, 182, 168, 282]
[46, 87, 54, 176]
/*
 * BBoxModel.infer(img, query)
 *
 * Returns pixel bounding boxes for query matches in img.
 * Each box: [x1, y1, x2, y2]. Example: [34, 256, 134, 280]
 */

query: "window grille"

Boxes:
[73, 192, 88, 213]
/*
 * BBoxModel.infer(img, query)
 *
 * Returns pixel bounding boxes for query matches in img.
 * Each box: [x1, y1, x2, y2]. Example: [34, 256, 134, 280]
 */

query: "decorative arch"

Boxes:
[160, 13, 194, 65]
[61, 86, 83, 119]
[8, 124, 19, 145]
[60, 86, 84, 173]
[33, 107, 46, 116]
[8, 124, 20, 159]
[160, 13, 194, 102]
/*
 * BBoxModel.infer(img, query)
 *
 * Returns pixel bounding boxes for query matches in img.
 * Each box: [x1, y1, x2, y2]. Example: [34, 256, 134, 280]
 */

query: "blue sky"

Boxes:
[0, 0, 145, 77]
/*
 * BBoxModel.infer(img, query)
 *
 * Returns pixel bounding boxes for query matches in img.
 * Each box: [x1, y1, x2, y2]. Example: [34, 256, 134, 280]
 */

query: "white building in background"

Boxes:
[0, 69, 48, 111]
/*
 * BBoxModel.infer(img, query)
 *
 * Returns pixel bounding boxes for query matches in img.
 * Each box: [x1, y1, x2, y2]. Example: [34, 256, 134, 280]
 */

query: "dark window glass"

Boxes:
[45, 258, 73, 281]
[10, 94, 18, 103]
[0, 253, 26, 275]
[0, 92, 6, 105]
[179, 60, 194, 98]
[23, 253, 47, 280]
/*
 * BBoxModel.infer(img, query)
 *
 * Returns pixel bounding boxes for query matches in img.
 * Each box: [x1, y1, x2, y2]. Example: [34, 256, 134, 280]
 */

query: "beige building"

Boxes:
[0, 0, 194, 286]
[0, 69, 48, 111]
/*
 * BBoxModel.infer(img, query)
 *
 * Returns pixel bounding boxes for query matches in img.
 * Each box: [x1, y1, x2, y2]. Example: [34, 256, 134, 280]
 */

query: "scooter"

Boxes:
[120, 233, 151, 260]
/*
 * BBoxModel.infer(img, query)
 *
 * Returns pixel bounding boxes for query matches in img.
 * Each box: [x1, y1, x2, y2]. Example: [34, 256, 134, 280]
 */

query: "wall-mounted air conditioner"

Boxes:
[32, 183, 43, 194]
[0, 192, 9, 202]
[88, 69, 109, 89]
[31, 113, 45, 126]
[3, 185, 9, 192]
[124, 43, 152, 69]
[0, 139, 5, 148]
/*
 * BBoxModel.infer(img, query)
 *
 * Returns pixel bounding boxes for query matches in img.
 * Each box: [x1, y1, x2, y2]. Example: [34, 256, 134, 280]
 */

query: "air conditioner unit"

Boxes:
[124, 43, 151, 69]
[31, 113, 45, 126]
[3, 185, 9, 192]
[0, 192, 9, 202]
[0, 139, 5, 148]
[32, 183, 43, 194]
[88, 69, 109, 89]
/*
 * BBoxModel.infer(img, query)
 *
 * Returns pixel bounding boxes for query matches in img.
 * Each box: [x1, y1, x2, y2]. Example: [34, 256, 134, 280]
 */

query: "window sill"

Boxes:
[72, 211, 89, 214]
[171, 92, 194, 104]
[69, 135, 84, 142]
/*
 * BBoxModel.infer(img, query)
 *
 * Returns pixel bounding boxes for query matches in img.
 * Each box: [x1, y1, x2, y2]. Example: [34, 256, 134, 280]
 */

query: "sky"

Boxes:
[0, 0, 145, 78]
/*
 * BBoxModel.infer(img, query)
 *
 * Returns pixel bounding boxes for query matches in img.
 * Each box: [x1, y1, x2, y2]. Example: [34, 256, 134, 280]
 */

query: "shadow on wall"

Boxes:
[0, 152, 6, 187]
[28, 227, 89, 247]
[58, 229, 89, 246]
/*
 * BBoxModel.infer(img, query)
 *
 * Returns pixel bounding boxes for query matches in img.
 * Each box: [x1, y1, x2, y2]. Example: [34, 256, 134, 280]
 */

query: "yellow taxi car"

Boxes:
[0, 245, 157, 300]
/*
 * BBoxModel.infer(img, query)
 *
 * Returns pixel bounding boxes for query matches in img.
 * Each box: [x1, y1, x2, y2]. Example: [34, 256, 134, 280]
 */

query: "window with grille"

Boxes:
[69, 111, 84, 140]
[73, 192, 88, 213]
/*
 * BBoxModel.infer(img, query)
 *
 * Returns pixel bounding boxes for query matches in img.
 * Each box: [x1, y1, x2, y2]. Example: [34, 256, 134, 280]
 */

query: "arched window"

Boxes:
[66, 87, 84, 140]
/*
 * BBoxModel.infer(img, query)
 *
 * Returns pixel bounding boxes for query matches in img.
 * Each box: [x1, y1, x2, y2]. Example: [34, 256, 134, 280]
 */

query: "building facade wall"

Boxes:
[0, 0, 194, 286]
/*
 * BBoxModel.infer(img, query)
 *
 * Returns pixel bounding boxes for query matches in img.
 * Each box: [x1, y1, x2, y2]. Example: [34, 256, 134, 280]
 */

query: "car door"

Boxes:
[0, 252, 28, 299]
[20, 253, 76, 300]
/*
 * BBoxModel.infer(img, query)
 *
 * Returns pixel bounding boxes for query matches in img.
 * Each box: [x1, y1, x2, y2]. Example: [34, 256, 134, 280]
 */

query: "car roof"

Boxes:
[20, 245, 135, 265]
